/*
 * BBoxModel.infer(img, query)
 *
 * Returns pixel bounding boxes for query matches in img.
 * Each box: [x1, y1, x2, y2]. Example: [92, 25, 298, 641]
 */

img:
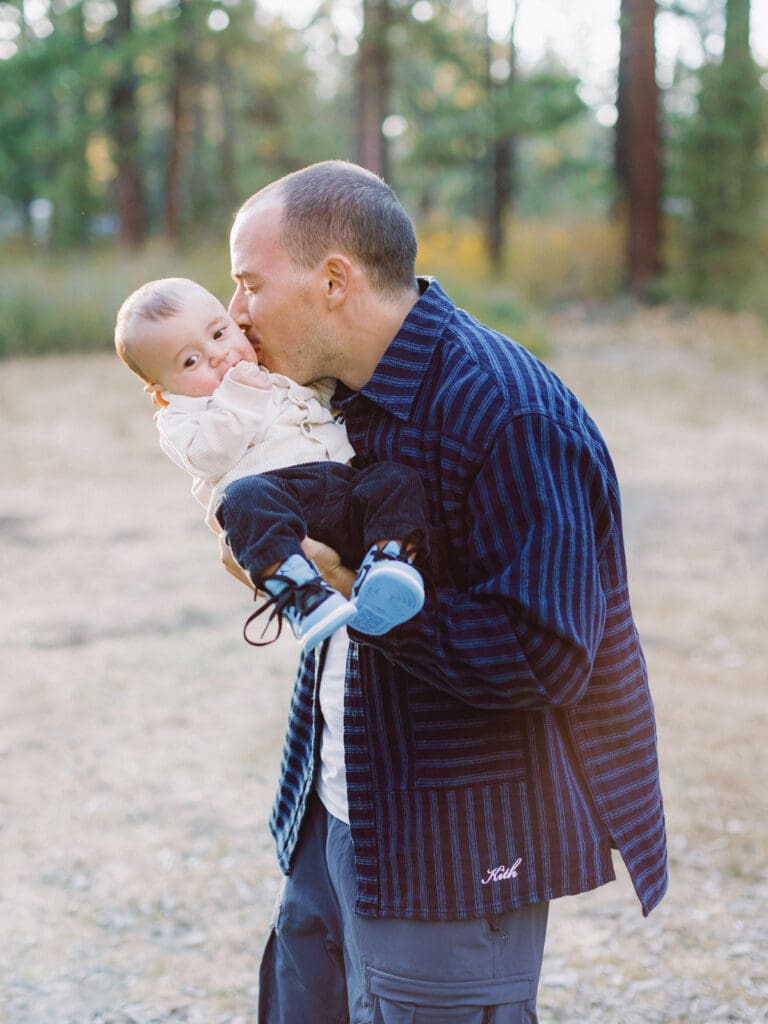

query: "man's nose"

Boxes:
[228, 283, 249, 325]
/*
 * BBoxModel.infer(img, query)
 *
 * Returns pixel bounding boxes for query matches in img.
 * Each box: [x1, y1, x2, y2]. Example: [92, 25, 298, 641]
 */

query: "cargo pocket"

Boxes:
[368, 966, 537, 1024]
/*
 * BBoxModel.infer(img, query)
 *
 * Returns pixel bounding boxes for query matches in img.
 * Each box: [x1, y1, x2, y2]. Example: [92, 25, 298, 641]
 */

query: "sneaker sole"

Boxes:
[351, 566, 425, 636]
[300, 600, 359, 654]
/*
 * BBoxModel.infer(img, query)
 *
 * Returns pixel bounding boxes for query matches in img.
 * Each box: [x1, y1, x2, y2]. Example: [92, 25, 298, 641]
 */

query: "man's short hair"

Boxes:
[114, 278, 190, 382]
[239, 161, 418, 298]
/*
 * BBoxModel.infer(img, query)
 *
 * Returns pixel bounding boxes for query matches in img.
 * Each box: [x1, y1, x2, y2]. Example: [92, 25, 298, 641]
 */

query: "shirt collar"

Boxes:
[335, 277, 454, 420]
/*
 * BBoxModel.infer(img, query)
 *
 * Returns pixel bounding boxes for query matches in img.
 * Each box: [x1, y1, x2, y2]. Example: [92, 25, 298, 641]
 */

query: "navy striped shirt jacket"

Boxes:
[268, 278, 668, 921]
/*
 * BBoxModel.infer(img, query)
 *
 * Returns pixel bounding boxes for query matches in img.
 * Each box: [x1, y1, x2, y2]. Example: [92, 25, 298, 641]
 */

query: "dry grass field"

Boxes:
[1, 303, 767, 1023]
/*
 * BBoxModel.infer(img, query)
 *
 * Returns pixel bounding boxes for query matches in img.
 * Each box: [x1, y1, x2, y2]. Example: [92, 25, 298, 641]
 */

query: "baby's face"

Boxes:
[137, 284, 258, 397]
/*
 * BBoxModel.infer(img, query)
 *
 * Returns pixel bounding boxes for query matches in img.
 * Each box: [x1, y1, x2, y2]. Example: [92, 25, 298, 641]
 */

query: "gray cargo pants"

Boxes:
[258, 796, 548, 1023]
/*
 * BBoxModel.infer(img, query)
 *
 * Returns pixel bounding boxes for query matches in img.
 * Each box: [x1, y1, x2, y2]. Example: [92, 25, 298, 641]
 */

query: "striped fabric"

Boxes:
[268, 279, 668, 920]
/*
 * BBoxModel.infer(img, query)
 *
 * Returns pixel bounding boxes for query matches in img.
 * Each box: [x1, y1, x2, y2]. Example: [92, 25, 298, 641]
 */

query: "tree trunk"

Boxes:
[614, 0, 631, 213]
[217, 57, 238, 218]
[616, 0, 661, 298]
[57, 1, 92, 246]
[724, 0, 750, 63]
[722, 0, 757, 216]
[357, 0, 391, 180]
[487, 5, 519, 274]
[108, 0, 147, 248]
[164, 0, 195, 244]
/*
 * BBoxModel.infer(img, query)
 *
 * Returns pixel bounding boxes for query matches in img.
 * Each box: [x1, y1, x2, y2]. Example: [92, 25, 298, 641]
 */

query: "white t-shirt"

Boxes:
[315, 629, 350, 824]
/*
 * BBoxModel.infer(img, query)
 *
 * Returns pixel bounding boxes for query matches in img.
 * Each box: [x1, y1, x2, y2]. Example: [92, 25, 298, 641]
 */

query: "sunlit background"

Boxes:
[0, 0, 766, 351]
[2, 4, 768, 1022]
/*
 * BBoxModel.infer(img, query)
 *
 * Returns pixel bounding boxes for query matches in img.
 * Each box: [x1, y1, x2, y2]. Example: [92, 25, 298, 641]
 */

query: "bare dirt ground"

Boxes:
[1, 304, 767, 1024]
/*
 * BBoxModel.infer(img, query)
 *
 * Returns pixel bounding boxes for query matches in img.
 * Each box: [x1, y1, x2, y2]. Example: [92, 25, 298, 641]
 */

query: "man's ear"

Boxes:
[322, 254, 352, 308]
[143, 382, 168, 409]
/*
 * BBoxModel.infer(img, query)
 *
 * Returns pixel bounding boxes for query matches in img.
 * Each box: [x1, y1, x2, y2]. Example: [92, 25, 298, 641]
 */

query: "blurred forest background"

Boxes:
[2, 10, 768, 1018]
[0, 0, 766, 360]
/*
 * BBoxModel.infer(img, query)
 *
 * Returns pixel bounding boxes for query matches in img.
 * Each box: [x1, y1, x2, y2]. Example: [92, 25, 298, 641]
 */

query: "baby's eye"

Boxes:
[213, 328, 224, 341]
[183, 354, 199, 368]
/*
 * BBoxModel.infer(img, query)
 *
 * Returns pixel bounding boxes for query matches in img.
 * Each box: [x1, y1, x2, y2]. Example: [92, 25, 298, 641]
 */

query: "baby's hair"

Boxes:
[114, 277, 199, 382]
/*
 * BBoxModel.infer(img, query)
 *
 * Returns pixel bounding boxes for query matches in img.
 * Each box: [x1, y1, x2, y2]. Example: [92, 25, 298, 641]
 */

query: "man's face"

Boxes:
[228, 200, 335, 385]
[136, 284, 257, 397]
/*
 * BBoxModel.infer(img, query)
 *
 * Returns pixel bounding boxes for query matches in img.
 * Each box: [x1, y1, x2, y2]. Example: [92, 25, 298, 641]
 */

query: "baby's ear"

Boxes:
[143, 382, 168, 409]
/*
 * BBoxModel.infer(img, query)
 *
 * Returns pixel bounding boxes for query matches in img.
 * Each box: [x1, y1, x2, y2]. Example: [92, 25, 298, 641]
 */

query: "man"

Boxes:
[224, 161, 668, 1023]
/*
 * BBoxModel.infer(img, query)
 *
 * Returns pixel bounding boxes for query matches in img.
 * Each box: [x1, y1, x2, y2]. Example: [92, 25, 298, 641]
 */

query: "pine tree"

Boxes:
[615, 0, 661, 298]
[357, 0, 392, 179]
[108, 0, 148, 248]
[681, 0, 765, 305]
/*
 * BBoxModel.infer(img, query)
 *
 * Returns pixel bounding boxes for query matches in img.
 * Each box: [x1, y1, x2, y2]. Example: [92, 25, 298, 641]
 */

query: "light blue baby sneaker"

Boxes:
[350, 541, 425, 636]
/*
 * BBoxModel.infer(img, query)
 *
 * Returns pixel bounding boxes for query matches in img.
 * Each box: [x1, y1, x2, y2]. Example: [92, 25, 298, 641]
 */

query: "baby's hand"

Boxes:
[228, 360, 271, 390]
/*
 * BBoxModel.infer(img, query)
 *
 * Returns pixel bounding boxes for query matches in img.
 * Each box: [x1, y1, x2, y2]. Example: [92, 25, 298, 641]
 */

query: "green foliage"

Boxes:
[0, 232, 555, 362]
[672, 6, 767, 308]
[493, 70, 587, 138]
[0, 3, 108, 246]
[1, 0, 766, 315]
[418, 215, 624, 310]
[0, 0, 352, 247]
[0, 241, 231, 360]
[379, 0, 587, 219]
[0, 0, 603, 267]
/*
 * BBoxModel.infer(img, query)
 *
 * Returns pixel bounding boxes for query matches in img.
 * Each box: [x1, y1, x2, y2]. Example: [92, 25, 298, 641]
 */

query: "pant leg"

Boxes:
[324, 812, 548, 1024]
[219, 463, 430, 583]
[216, 473, 310, 584]
[271, 461, 431, 567]
[258, 798, 349, 1024]
[261, 462, 366, 570]
[345, 462, 430, 559]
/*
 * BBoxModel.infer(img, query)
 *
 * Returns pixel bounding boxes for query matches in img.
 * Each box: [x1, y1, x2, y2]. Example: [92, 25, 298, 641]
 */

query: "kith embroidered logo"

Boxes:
[481, 858, 522, 885]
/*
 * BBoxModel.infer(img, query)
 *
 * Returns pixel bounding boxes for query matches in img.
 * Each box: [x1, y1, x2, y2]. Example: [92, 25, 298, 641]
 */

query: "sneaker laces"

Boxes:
[243, 574, 329, 647]
[351, 541, 409, 593]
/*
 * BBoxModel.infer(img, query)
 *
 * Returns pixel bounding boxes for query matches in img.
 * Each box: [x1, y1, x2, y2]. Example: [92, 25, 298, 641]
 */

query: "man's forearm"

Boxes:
[354, 583, 603, 711]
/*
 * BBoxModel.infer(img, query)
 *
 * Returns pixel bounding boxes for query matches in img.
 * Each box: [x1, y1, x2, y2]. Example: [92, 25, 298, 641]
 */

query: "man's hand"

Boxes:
[302, 537, 355, 599]
[218, 533, 255, 591]
[217, 532, 354, 599]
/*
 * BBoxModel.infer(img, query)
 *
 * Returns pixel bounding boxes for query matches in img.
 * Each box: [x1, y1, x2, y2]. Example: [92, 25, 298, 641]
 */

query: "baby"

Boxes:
[114, 277, 429, 653]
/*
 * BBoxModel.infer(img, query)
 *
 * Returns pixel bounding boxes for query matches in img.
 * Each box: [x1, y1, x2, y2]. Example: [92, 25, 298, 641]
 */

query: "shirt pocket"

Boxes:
[409, 686, 527, 789]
